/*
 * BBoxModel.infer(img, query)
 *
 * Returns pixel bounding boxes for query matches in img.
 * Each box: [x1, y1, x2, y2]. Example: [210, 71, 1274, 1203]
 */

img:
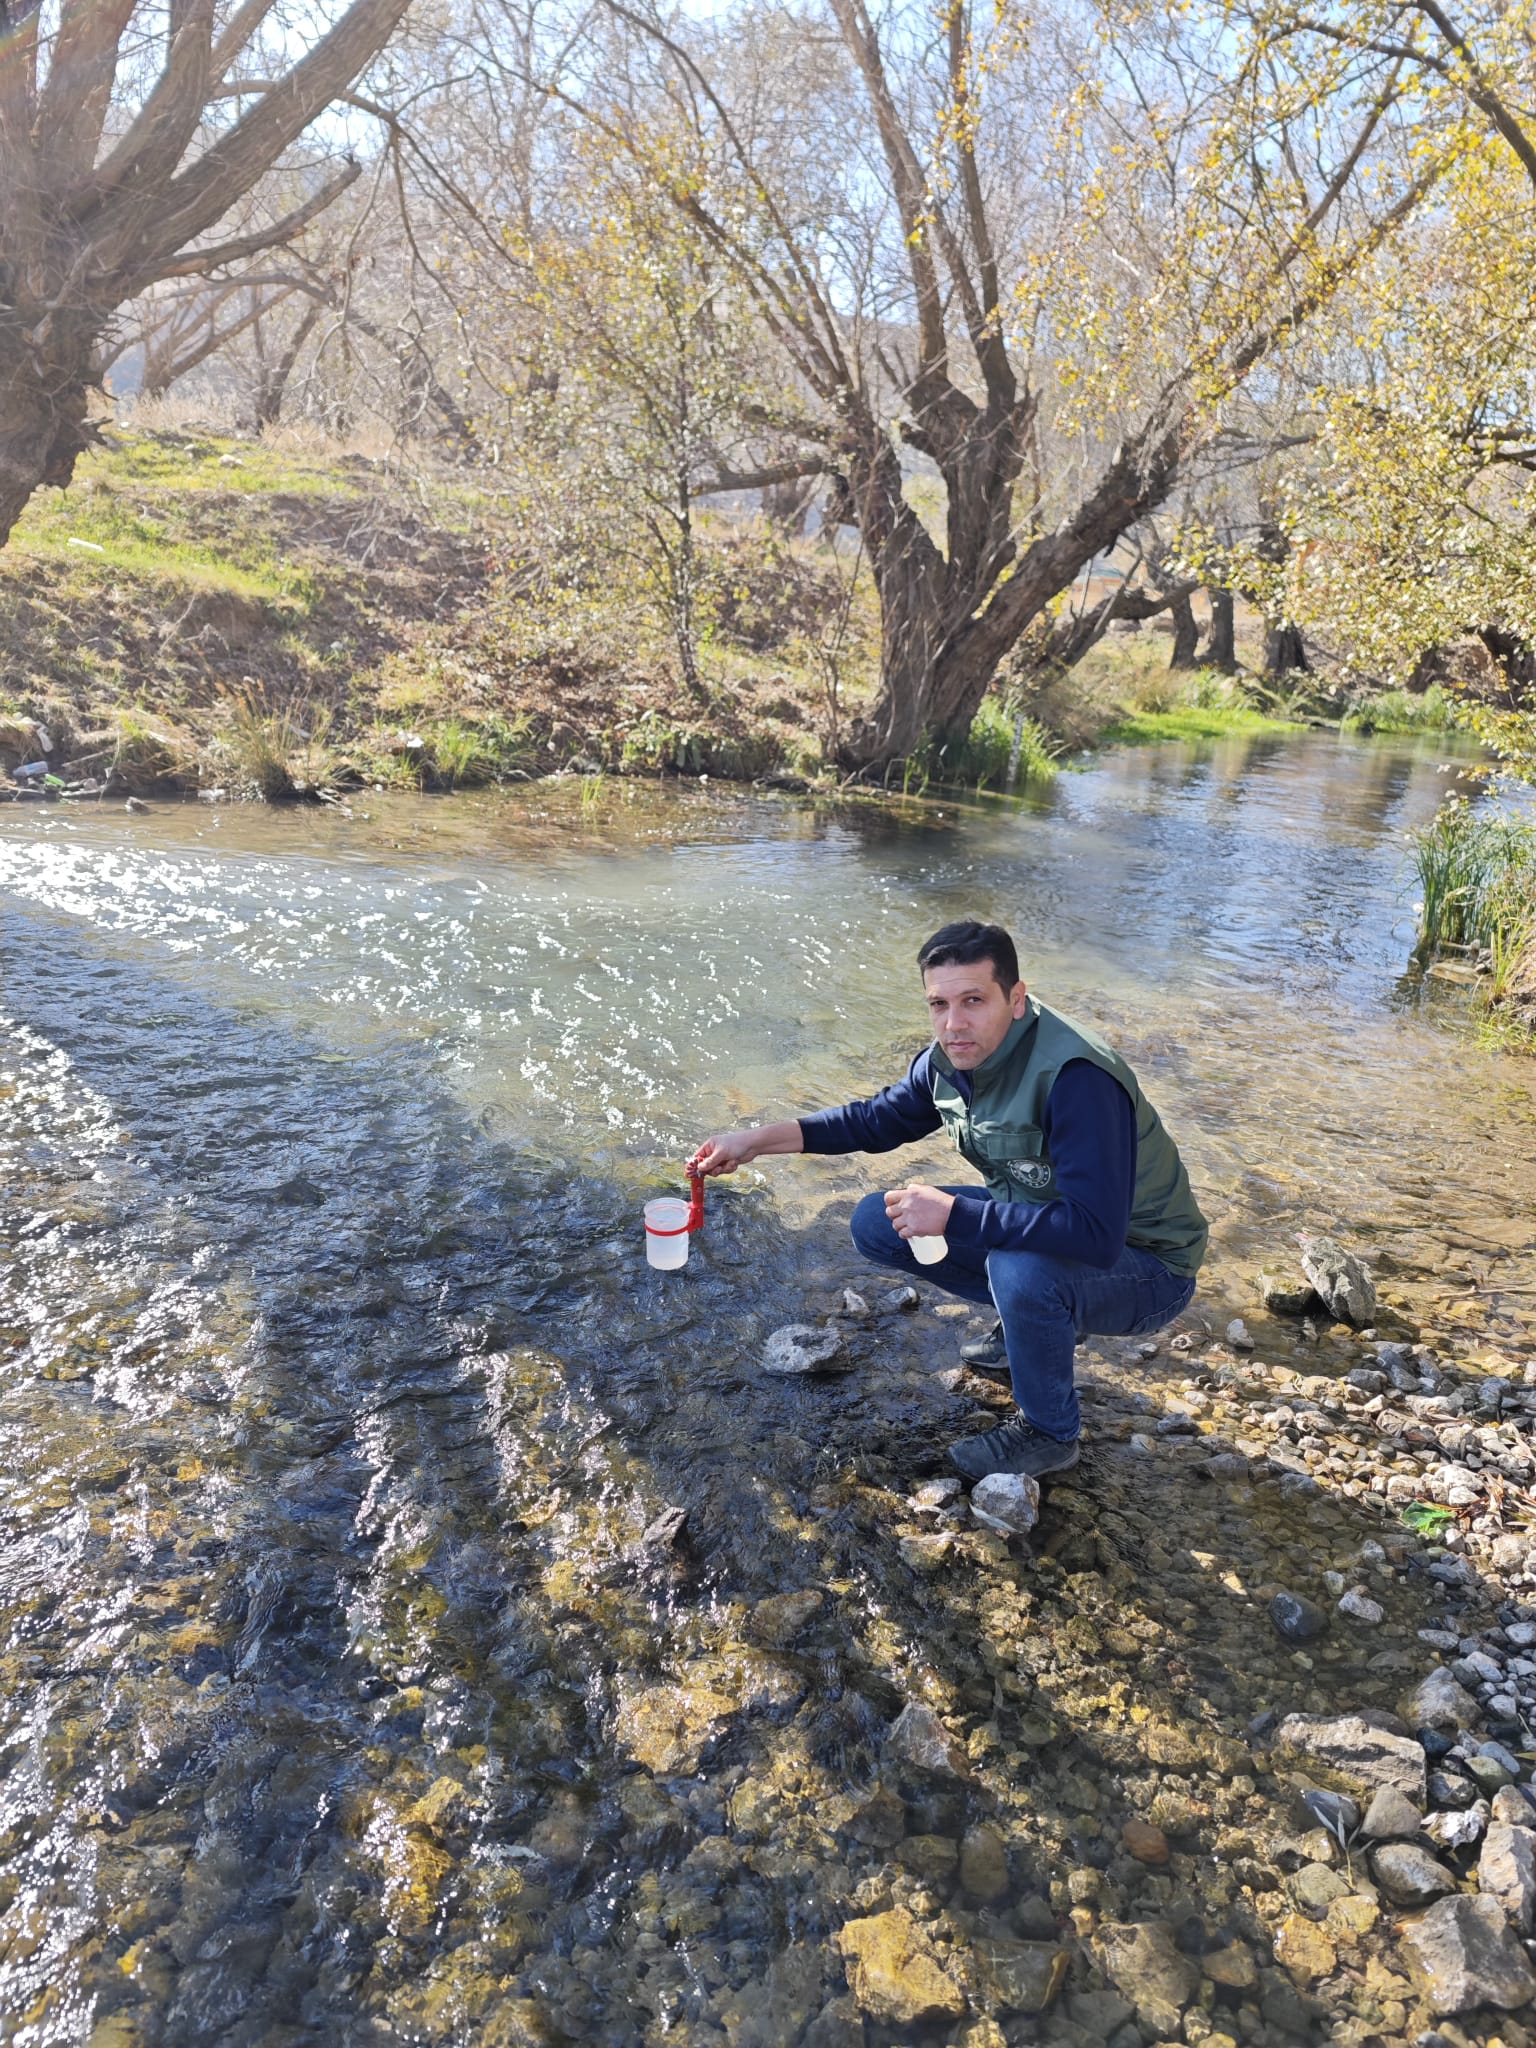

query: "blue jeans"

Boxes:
[850, 1187, 1197, 1440]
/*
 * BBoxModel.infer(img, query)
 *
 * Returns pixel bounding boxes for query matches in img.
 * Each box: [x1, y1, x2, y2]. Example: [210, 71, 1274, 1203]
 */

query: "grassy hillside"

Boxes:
[0, 426, 1440, 802]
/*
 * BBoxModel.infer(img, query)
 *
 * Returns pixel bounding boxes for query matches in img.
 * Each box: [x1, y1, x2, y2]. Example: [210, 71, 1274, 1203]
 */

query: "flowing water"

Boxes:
[1, 731, 1535, 2047]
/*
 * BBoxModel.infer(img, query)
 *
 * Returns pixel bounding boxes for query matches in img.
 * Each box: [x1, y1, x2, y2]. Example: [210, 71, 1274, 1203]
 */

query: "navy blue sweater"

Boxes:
[799, 1050, 1137, 1268]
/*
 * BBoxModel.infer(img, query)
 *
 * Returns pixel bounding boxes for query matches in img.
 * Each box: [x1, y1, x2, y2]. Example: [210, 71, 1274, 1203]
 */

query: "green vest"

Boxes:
[929, 998, 1208, 1277]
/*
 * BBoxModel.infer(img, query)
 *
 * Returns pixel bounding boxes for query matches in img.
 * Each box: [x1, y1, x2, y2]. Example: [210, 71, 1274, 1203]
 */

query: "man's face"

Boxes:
[922, 960, 1029, 1070]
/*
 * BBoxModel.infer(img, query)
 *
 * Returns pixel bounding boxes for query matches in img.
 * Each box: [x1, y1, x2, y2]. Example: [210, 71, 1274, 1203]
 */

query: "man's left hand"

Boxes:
[884, 1184, 956, 1238]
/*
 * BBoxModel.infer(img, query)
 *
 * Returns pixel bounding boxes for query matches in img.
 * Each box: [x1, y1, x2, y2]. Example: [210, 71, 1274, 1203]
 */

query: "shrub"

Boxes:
[1410, 797, 1536, 962]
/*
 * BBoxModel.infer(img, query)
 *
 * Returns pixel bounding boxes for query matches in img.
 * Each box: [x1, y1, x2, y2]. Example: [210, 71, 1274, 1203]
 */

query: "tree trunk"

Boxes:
[1263, 623, 1309, 679]
[255, 300, 322, 428]
[1204, 588, 1236, 671]
[0, 324, 99, 548]
[1167, 592, 1199, 669]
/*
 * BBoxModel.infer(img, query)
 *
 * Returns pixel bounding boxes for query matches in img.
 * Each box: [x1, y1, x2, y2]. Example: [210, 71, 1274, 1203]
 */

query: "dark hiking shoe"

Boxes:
[959, 1318, 1007, 1367]
[950, 1415, 1081, 1482]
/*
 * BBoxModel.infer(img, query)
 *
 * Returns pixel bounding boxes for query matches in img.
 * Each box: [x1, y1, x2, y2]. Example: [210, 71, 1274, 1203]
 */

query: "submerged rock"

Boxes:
[973, 1937, 1068, 2015]
[1273, 1910, 1338, 1987]
[747, 1589, 824, 1645]
[1260, 1267, 1321, 1316]
[959, 1825, 1010, 1902]
[1271, 1714, 1427, 1802]
[762, 1324, 851, 1375]
[833, 1908, 965, 2024]
[616, 1682, 736, 1774]
[1400, 1893, 1536, 2014]
[1269, 1590, 1329, 1643]
[885, 1702, 970, 1780]
[1093, 1921, 1198, 2037]
[1297, 1232, 1376, 1325]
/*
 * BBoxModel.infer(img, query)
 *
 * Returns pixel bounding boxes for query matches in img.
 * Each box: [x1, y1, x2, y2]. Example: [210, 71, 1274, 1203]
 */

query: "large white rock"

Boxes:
[1400, 1894, 1536, 2014]
[969, 1470, 1041, 1535]
[1271, 1714, 1426, 1803]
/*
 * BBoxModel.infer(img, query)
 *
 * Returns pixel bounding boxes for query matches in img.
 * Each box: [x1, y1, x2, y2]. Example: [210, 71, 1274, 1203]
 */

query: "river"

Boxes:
[1, 730, 1534, 2046]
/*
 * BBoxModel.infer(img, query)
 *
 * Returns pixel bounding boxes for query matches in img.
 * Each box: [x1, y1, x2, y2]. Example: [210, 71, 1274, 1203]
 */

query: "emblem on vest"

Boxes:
[1007, 1159, 1053, 1190]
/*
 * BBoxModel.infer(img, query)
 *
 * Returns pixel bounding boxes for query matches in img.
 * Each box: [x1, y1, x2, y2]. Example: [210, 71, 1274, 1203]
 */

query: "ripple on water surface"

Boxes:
[1, 732, 1535, 2044]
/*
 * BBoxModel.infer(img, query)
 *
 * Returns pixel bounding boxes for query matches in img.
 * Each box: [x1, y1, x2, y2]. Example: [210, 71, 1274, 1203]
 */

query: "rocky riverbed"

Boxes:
[6, 750, 1536, 2047]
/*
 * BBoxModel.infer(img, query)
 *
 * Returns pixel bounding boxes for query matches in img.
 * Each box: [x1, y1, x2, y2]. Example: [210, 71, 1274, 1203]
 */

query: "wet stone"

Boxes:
[1479, 1821, 1536, 1932]
[746, 1589, 824, 1645]
[959, 1824, 1010, 1902]
[833, 1908, 965, 2025]
[1400, 1892, 1536, 2014]
[1273, 1910, 1338, 1986]
[1370, 1841, 1456, 1907]
[1360, 1784, 1423, 1841]
[1202, 1939, 1259, 1991]
[1269, 1589, 1329, 1643]
[972, 1938, 1068, 2016]
[1292, 1862, 1351, 1916]
[1260, 1267, 1320, 1316]
[895, 1833, 959, 1885]
[1298, 1233, 1377, 1326]
[1121, 1818, 1169, 1866]
[1272, 1713, 1427, 1803]
[1093, 1920, 1199, 2037]
[844, 1786, 906, 1848]
[1400, 1665, 1483, 1733]
[615, 1682, 736, 1774]
[969, 1471, 1039, 1536]
[762, 1324, 851, 1375]
[885, 1702, 970, 1780]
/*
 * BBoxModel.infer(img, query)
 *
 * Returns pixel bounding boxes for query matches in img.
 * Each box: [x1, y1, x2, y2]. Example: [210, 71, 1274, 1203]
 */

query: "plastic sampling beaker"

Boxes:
[644, 1197, 692, 1270]
[908, 1234, 948, 1264]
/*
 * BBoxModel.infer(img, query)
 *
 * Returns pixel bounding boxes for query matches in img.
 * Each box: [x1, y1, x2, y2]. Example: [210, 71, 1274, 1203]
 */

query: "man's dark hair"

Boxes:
[917, 920, 1021, 990]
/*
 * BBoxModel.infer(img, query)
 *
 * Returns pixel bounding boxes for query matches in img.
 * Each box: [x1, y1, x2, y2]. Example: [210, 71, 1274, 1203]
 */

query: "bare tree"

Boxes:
[537, 0, 1445, 770]
[0, 0, 412, 544]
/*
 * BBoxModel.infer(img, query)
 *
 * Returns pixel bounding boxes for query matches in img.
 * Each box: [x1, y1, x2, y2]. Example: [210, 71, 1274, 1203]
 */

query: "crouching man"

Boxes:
[689, 920, 1208, 1482]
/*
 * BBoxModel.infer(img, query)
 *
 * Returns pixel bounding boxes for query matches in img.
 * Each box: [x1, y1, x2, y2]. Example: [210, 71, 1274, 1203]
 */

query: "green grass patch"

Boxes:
[1400, 1502, 1455, 1537]
[1410, 797, 1536, 964]
[1099, 703, 1301, 744]
[1343, 684, 1459, 736]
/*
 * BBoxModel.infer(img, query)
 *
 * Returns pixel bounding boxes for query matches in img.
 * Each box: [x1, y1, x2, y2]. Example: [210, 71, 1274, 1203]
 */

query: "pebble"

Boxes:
[1121, 1818, 1170, 1866]
[1269, 1590, 1330, 1643]
[1226, 1318, 1255, 1351]
[883, 1285, 921, 1312]
[1338, 1586, 1385, 1625]
[1370, 1840, 1457, 1906]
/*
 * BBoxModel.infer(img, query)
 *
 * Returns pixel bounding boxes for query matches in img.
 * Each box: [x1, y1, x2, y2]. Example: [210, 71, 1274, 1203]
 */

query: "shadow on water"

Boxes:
[3, 897, 1535, 2048]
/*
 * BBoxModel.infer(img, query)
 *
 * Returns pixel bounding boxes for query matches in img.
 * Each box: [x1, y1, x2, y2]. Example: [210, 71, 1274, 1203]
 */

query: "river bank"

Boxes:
[0, 426, 1435, 806]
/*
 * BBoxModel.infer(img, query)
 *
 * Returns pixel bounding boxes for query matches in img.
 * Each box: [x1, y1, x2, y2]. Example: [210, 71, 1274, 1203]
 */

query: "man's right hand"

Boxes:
[688, 1130, 760, 1177]
[688, 1120, 805, 1176]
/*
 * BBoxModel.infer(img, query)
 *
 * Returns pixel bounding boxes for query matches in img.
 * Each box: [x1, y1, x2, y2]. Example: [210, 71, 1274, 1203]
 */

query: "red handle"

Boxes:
[686, 1163, 705, 1234]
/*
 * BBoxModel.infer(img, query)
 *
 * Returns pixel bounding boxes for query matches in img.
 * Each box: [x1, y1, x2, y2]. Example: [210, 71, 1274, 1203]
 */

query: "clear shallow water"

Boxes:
[1, 731, 1534, 2046]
